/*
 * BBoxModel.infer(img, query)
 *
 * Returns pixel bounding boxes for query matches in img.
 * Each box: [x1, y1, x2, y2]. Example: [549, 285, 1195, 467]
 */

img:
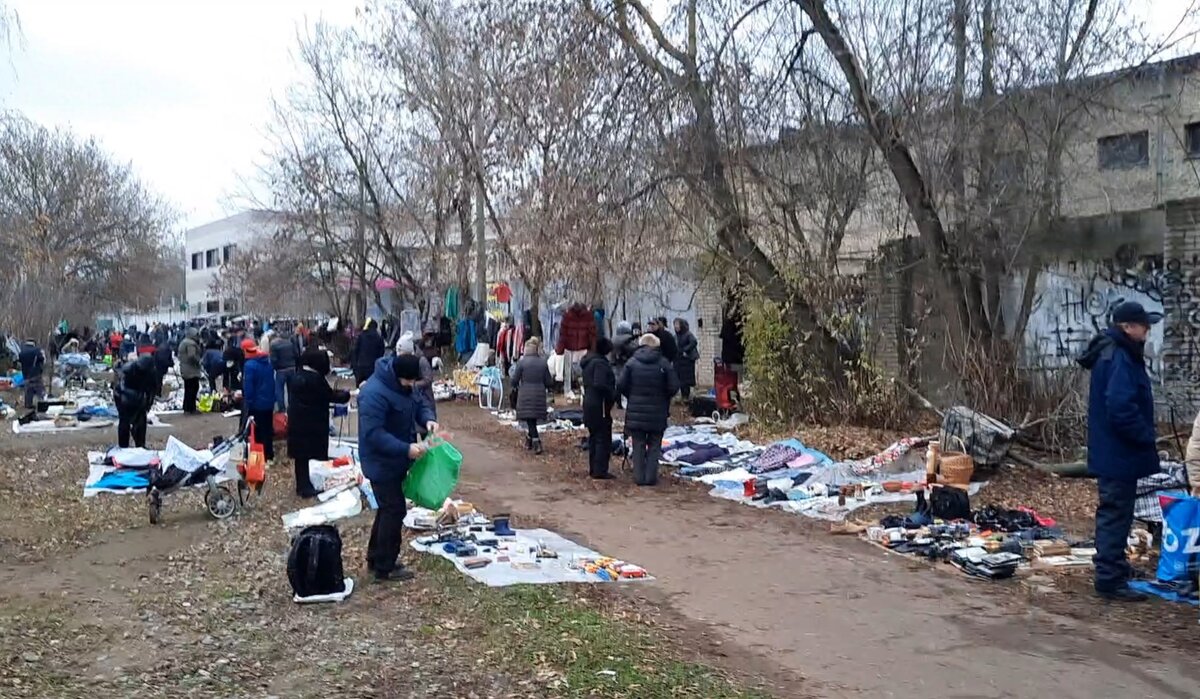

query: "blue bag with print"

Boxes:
[1157, 494, 1200, 583]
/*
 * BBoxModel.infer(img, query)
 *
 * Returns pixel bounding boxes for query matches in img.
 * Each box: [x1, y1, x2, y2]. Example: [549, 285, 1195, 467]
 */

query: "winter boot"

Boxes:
[533, 438, 544, 455]
[524, 435, 533, 450]
[491, 514, 516, 537]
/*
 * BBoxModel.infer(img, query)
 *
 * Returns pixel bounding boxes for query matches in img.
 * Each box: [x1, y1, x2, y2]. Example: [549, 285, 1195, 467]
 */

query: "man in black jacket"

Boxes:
[647, 317, 678, 363]
[17, 340, 46, 410]
[114, 355, 158, 448]
[618, 334, 679, 486]
[349, 320, 385, 386]
[581, 338, 617, 480]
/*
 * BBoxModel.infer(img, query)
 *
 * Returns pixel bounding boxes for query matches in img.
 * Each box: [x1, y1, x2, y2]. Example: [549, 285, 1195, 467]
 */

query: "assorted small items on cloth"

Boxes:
[863, 495, 1092, 581]
[408, 504, 653, 587]
[10, 387, 172, 434]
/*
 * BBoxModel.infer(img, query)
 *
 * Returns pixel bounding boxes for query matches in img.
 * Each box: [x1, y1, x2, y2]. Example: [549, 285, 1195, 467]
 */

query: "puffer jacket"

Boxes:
[114, 355, 158, 412]
[581, 351, 616, 425]
[269, 335, 300, 371]
[358, 356, 436, 484]
[1077, 327, 1159, 482]
[556, 305, 596, 354]
[618, 346, 679, 433]
[611, 332, 638, 373]
[177, 329, 203, 380]
[242, 355, 276, 413]
[512, 351, 554, 421]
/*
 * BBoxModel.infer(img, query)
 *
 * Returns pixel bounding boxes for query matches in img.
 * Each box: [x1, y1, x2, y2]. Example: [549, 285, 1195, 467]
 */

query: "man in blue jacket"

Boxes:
[1077, 301, 1161, 602]
[359, 354, 438, 583]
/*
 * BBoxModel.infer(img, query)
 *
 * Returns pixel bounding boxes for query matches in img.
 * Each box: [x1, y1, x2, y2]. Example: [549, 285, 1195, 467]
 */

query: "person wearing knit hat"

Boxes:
[396, 332, 437, 419]
[619, 329, 679, 486]
[286, 347, 351, 498]
[357, 351, 438, 583]
[511, 338, 553, 454]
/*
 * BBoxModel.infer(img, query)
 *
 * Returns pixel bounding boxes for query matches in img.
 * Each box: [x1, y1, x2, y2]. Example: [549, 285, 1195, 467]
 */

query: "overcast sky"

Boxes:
[0, 0, 357, 230]
[0, 0, 1193, 233]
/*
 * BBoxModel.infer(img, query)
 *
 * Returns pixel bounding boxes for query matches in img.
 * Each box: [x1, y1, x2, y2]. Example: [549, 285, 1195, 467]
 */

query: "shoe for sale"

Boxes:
[1096, 586, 1148, 602]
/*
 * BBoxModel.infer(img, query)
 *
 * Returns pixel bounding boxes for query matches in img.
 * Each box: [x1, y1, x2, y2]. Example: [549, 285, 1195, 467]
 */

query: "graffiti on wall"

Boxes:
[1023, 244, 1200, 401]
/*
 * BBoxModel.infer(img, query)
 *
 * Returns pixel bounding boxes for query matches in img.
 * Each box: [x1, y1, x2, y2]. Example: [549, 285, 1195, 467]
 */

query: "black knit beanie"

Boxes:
[393, 354, 422, 381]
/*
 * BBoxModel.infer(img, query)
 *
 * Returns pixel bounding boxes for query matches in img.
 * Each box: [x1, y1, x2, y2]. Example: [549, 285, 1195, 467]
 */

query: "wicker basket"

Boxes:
[938, 436, 975, 487]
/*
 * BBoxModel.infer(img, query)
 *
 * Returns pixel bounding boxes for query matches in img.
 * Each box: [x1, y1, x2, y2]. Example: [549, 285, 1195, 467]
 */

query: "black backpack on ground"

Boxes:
[287, 525, 346, 598]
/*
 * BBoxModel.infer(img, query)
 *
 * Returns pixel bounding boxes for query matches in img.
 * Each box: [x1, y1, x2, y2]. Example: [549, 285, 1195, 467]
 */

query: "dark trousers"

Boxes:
[1094, 477, 1137, 592]
[680, 386, 692, 401]
[247, 409, 275, 461]
[524, 419, 539, 442]
[294, 457, 317, 497]
[224, 367, 241, 391]
[207, 374, 219, 393]
[367, 478, 407, 575]
[23, 378, 44, 410]
[629, 430, 663, 486]
[117, 408, 148, 448]
[587, 418, 613, 478]
[275, 367, 295, 412]
[183, 377, 200, 413]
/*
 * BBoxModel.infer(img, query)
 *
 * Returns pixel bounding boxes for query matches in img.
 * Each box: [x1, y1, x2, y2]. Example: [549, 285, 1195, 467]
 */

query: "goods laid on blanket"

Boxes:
[406, 500, 653, 587]
[861, 503, 1093, 580]
[493, 408, 591, 433]
[11, 388, 172, 434]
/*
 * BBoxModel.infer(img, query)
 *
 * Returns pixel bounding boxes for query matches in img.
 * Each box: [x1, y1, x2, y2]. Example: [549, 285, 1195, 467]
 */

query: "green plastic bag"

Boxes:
[403, 437, 462, 509]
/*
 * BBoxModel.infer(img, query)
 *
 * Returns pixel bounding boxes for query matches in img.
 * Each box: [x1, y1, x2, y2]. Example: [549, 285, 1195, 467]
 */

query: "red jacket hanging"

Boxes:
[556, 304, 596, 354]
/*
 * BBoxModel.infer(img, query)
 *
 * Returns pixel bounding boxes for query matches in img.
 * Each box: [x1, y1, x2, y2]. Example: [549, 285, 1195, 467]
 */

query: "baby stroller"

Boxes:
[713, 359, 741, 418]
[145, 418, 265, 524]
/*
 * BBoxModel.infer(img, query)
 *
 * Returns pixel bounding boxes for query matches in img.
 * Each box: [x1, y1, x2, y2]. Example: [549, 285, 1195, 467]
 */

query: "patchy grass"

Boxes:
[411, 556, 773, 699]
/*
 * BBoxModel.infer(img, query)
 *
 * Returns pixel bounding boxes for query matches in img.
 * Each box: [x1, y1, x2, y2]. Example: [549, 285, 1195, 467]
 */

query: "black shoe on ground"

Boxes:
[591, 473, 616, 480]
[533, 438, 544, 455]
[374, 567, 416, 583]
[1097, 586, 1148, 602]
[296, 489, 319, 499]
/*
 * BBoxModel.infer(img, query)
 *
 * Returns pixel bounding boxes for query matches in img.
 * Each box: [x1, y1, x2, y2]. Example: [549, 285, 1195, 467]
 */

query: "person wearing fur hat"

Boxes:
[511, 339, 554, 454]
[287, 348, 351, 498]
[358, 353, 439, 582]
[618, 333, 679, 486]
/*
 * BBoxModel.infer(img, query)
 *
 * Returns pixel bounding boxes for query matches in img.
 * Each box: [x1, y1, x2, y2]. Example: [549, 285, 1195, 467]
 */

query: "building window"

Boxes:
[1186, 122, 1200, 159]
[1097, 131, 1149, 170]
[191, 252, 202, 270]
[223, 244, 236, 264]
[223, 298, 238, 313]
[205, 249, 219, 268]
[205, 300, 220, 314]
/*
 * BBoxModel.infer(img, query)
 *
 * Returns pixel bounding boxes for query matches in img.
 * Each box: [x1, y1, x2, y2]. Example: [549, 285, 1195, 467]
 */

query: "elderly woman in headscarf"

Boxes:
[396, 332, 436, 419]
[286, 347, 352, 498]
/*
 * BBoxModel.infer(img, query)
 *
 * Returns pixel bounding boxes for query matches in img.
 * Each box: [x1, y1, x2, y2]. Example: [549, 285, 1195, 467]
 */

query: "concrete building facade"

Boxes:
[183, 211, 277, 317]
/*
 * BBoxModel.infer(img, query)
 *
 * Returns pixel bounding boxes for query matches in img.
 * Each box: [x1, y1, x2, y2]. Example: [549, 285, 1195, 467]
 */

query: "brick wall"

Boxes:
[694, 286, 723, 386]
[1161, 197, 1200, 415]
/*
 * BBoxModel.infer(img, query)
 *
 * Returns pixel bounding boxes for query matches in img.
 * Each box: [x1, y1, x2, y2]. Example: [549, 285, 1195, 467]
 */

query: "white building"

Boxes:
[184, 211, 277, 316]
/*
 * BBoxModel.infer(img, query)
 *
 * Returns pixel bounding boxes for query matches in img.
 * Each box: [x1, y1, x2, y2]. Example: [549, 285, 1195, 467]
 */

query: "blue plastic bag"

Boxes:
[1157, 494, 1200, 583]
[11, 371, 23, 388]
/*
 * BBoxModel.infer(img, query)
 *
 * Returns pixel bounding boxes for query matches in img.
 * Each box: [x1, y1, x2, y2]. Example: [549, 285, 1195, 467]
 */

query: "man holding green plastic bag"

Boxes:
[359, 354, 439, 583]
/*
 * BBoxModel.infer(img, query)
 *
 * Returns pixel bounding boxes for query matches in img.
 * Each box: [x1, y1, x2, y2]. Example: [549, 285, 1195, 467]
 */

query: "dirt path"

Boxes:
[449, 429, 1200, 699]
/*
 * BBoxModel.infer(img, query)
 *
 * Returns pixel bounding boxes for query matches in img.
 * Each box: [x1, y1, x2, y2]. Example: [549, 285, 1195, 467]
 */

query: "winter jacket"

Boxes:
[512, 351, 554, 421]
[619, 346, 679, 434]
[674, 323, 699, 389]
[269, 336, 300, 371]
[1078, 327, 1159, 482]
[581, 351, 616, 426]
[611, 332, 638, 374]
[17, 343, 45, 382]
[202, 348, 225, 379]
[242, 355, 276, 413]
[654, 328, 678, 363]
[719, 316, 745, 365]
[454, 318, 477, 355]
[358, 356, 436, 484]
[114, 355, 158, 413]
[416, 354, 436, 417]
[287, 367, 351, 463]
[177, 330, 203, 380]
[350, 327, 386, 374]
[154, 344, 173, 377]
[556, 305, 596, 354]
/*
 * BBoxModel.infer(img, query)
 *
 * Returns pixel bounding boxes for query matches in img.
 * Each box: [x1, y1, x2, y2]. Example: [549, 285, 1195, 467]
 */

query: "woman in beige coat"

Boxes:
[1185, 411, 1200, 496]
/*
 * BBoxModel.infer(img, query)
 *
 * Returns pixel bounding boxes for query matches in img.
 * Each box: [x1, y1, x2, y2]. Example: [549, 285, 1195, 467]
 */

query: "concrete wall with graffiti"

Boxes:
[1012, 251, 1167, 376]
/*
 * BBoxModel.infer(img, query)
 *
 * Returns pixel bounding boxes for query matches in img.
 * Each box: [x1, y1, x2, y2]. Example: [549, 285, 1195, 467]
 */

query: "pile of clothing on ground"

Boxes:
[663, 425, 987, 521]
[863, 498, 1092, 580]
[83, 436, 231, 497]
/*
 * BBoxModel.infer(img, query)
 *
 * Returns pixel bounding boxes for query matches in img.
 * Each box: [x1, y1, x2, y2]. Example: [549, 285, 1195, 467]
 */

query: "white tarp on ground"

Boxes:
[410, 527, 655, 587]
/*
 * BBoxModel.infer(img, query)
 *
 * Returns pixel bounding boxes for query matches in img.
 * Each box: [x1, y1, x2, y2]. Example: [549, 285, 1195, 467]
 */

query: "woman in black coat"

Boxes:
[673, 318, 699, 400]
[286, 348, 351, 498]
[511, 340, 553, 454]
[581, 338, 617, 480]
[618, 334, 679, 486]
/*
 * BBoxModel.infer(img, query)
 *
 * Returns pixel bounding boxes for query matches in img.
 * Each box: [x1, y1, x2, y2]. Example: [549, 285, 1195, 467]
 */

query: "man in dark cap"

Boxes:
[1077, 300, 1161, 602]
[357, 352, 438, 583]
